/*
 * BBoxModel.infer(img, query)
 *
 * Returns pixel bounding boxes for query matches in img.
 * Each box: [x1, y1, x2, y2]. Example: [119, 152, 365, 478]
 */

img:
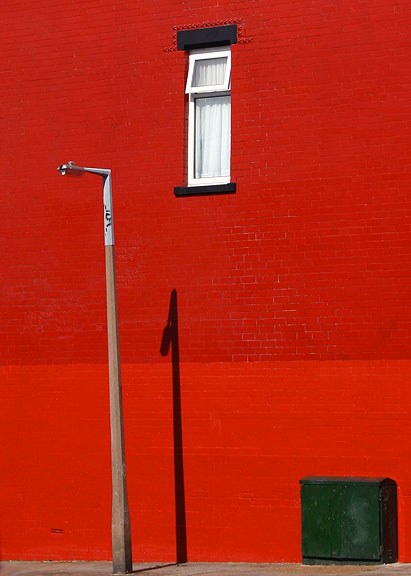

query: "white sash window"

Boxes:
[186, 47, 231, 186]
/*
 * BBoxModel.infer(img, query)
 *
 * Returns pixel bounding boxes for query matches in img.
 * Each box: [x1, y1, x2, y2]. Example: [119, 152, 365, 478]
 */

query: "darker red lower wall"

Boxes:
[2, 360, 411, 562]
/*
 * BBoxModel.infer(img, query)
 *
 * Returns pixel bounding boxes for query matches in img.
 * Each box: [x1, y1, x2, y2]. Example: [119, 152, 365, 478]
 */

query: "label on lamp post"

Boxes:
[103, 174, 114, 246]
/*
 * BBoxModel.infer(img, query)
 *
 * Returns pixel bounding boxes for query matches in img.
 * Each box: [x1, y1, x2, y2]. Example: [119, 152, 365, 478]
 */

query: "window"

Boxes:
[186, 47, 231, 187]
[174, 24, 237, 196]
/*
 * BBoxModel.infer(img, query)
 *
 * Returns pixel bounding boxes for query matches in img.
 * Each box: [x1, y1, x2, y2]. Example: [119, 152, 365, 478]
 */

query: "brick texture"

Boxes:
[1, 0, 411, 563]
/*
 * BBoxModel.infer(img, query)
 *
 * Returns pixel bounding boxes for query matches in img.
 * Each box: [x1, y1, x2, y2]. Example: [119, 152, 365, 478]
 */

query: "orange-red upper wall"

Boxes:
[1, 0, 411, 563]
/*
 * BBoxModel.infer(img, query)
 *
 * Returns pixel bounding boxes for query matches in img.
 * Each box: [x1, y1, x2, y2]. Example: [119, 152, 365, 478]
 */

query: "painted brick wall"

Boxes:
[1, 0, 411, 563]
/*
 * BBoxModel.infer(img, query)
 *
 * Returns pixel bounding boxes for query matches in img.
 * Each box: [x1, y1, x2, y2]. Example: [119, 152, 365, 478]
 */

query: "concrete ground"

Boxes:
[0, 562, 410, 576]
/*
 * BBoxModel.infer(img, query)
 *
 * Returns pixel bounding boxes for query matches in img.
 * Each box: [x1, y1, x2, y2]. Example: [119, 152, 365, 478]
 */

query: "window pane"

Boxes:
[192, 57, 227, 87]
[195, 95, 231, 179]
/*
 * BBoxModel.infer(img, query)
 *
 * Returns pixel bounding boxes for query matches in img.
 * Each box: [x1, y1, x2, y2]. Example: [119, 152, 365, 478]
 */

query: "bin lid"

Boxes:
[299, 476, 396, 487]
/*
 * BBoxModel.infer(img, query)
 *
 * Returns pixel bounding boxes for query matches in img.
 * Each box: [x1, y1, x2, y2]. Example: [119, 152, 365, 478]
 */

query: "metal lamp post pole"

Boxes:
[57, 162, 132, 574]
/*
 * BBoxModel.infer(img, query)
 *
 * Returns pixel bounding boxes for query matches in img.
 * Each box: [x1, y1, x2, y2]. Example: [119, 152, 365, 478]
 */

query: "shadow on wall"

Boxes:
[160, 289, 187, 564]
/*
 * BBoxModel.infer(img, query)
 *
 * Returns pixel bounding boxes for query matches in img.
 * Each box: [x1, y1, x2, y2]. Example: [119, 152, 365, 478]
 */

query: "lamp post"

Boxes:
[57, 162, 132, 574]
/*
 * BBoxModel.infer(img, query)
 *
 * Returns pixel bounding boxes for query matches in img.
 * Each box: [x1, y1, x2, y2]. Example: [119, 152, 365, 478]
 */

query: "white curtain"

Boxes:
[195, 96, 231, 179]
[192, 57, 231, 179]
[193, 57, 227, 87]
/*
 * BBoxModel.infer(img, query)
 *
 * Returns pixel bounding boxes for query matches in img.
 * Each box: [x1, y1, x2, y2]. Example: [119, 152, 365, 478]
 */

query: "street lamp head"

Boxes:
[57, 161, 85, 177]
[57, 161, 111, 177]
[57, 160, 113, 246]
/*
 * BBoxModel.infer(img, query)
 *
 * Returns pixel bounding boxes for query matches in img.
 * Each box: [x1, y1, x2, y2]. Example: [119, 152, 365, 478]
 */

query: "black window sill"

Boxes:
[174, 183, 236, 197]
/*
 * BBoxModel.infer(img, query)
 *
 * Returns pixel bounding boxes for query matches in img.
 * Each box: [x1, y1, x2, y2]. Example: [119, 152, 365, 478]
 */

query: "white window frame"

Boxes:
[185, 46, 231, 187]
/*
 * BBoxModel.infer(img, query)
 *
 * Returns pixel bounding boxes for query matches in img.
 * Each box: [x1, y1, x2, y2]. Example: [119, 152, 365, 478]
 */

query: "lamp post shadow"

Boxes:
[160, 289, 187, 564]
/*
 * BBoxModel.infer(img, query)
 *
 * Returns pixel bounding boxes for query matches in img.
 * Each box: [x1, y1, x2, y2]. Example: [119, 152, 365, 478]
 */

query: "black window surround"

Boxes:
[177, 25, 237, 51]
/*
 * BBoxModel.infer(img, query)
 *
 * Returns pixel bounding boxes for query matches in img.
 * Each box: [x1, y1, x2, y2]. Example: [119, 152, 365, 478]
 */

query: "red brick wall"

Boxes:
[1, 0, 411, 563]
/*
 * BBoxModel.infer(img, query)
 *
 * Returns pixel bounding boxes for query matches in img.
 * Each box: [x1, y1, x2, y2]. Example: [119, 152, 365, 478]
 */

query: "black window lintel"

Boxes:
[177, 25, 237, 51]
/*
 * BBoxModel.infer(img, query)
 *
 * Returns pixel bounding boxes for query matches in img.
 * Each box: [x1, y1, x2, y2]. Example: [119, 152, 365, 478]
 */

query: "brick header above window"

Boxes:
[177, 25, 237, 51]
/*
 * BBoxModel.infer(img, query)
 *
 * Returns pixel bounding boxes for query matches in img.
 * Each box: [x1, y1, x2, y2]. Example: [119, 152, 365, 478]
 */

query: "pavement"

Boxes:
[1, 562, 410, 576]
